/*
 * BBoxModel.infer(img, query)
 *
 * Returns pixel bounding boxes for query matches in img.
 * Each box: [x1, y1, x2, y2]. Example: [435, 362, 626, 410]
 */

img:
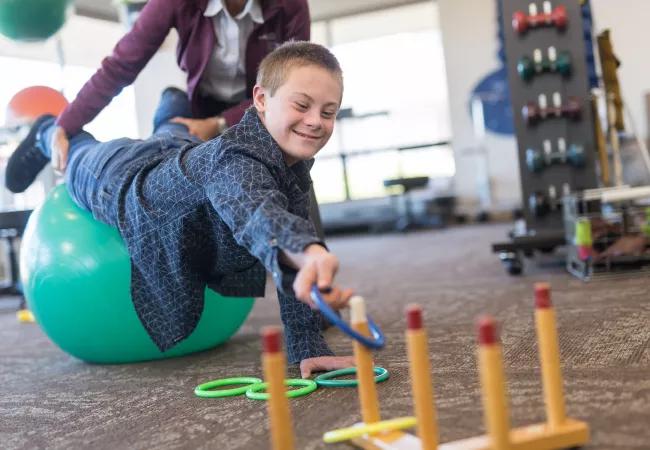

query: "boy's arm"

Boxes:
[206, 154, 338, 363]
[205, 153, 323, 294]
[56, 0, 175, 136]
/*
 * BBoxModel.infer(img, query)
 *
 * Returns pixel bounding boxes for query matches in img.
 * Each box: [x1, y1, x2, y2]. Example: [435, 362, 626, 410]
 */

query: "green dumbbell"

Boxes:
[517, 47, 572, 81]
[566, 144, 585, 167]
[525, 140, 585, 173]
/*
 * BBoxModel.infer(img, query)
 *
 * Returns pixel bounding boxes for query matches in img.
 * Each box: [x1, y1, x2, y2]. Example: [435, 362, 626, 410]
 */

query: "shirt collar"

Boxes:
[204, 0, 264, 24]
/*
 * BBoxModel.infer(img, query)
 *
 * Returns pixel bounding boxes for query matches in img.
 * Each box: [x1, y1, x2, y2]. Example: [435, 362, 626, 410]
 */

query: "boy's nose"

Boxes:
[304, 110, 322, 128]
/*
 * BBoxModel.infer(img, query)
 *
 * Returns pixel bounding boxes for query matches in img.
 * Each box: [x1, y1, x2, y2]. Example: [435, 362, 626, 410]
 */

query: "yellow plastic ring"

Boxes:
[322, 416, 417, 443]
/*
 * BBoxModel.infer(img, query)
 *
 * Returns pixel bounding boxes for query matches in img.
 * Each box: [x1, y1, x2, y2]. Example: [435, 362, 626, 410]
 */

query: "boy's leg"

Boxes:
[5, 115, 98, 193]
[277, 289, 334, 364]
[5, 115, 56, 193]
[152, 87, 196, 140]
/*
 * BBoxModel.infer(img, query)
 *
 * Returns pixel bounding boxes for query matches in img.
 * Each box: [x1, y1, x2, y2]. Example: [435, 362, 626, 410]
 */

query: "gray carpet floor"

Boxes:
[1, 223, 649, 449]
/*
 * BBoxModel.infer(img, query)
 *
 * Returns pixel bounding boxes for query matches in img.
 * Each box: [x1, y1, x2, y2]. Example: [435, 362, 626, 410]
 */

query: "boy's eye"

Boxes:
[295, 102, 308, 110]
[321, 111, 335, 119]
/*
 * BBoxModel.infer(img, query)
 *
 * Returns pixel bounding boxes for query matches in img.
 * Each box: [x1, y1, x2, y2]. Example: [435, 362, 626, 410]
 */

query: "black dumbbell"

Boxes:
[528, 192, 550, 217]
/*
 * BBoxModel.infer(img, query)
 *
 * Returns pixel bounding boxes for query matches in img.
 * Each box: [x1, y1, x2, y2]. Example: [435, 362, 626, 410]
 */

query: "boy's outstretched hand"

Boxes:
[300, 355, 355, 378]
[290, 244, 353, 309]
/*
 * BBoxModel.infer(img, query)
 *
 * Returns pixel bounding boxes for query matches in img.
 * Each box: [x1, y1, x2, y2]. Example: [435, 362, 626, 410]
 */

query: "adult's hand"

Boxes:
[171, 116, 224, 141]
[50, 126, 69, 174]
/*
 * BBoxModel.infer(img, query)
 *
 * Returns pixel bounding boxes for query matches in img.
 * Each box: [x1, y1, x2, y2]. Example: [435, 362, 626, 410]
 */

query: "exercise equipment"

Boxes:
[522, 93, 581, 125]
[492, 0, 599, 276]
[512, 2, 567, 35]
[0, 0, 71, 42]
[20, 185, 254, 363]
[529, 191, 551, 218]
[526, 139, 585, 173]
[5, 86, 68, 128]
[517, 47, 572, 81]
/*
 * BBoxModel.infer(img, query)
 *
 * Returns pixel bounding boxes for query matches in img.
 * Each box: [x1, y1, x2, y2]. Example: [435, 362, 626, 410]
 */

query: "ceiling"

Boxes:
[73, 0, 429, 23]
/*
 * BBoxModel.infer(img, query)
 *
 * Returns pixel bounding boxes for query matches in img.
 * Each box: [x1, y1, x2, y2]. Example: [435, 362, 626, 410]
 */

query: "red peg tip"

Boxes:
[477, 316, 498, 345]
[406, 304, 423, 330]
[262, 326, 282, 353]
[534, 282, 552, 309]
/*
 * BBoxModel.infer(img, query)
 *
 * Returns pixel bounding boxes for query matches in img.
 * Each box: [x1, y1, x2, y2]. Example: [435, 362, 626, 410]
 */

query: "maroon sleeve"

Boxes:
[220, 0, 311, 127]
[56, 0, 176, 136]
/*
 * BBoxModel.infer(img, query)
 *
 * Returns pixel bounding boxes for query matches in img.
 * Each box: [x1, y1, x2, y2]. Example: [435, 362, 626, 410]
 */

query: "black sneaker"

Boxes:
[5, 115, 54, 193]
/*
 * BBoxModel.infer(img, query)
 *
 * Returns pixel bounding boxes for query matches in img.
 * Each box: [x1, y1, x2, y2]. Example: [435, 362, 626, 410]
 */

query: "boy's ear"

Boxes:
[252, 85, 266, 113]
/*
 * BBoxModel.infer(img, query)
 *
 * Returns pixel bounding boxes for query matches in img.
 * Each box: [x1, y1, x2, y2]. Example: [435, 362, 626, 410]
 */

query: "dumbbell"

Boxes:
[528, 192, 550, 217]
[513, 2, 568, 35]
[528, 184, 570, 217]
[522, 93, 581, 126]
[526, 138, 585, 173]
[517, 47, 572, 81]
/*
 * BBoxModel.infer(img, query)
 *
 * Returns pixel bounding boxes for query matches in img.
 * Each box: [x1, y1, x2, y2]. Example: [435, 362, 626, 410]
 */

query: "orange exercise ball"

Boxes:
[5, 86, 68, 127]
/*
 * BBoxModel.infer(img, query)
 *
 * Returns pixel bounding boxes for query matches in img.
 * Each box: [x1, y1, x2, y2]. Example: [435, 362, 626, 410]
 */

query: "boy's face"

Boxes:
[253, 65, 342, 165]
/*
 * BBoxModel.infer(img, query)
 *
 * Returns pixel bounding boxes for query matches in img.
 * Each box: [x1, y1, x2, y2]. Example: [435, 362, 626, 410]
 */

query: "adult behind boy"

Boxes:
[6, 42, 352, 377]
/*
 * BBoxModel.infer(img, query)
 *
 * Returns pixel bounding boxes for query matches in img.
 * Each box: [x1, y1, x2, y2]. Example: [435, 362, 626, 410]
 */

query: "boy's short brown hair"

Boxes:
[256, 41, 343, 97]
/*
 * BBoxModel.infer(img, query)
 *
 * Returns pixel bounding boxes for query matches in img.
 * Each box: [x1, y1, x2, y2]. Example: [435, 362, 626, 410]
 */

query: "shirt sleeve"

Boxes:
[56, 0, 175, 136]
[205, 151, 322, 292]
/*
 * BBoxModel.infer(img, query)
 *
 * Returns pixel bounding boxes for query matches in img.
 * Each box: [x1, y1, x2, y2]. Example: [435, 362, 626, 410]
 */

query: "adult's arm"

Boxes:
[56, 0, 177, 136]
[220, 0, 311, 126]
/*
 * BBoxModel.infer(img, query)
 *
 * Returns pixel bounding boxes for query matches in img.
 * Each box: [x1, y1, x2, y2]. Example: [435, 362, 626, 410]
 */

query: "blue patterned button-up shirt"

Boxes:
[93, 108, 329, 361]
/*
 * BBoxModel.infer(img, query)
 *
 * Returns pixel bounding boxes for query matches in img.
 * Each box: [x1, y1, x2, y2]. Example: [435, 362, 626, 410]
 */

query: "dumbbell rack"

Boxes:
[492, 0, 599, 274]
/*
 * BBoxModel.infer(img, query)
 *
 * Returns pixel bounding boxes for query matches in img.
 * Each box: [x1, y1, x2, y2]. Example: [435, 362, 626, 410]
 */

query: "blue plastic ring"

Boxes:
[310, 285, 385, 350]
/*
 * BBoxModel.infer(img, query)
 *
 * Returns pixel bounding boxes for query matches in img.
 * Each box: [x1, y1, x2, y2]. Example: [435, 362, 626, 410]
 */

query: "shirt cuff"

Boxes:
[269, 238, 326, 296]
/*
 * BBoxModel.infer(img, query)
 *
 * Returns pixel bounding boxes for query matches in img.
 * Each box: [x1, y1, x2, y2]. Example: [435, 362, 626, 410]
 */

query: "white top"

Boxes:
[200, 0, 264, 103]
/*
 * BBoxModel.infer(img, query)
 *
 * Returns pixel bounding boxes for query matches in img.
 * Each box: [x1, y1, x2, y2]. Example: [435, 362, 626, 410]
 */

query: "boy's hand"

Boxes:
[291, 244, 353, 309]
[299, 355, 355, 378]
[50, 126, 69, 174]
[171, 116, 224, 141]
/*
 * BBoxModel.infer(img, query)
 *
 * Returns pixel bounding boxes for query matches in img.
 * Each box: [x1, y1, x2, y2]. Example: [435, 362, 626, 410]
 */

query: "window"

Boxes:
[0, 56, 137, 209]
[311, 3, 455, 203]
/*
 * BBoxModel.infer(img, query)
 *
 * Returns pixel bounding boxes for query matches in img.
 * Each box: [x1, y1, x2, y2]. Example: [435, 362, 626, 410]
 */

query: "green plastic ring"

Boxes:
[245, 379, 318, 400]
[194, 377, 263, 398]
[314, 366, 389, 387]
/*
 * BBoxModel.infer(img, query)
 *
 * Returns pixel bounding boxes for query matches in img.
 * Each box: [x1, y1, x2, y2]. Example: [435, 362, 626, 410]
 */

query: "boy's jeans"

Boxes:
[37, 88, 199, 225]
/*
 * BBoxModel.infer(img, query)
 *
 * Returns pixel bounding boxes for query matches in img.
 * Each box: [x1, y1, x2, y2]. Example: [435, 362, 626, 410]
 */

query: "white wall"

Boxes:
[438, 0, 650, 214]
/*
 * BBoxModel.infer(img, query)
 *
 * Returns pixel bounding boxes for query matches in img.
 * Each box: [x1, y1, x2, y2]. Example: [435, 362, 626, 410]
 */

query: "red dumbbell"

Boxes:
[513, 2, 568, 35]
[522, 93, 581, 126]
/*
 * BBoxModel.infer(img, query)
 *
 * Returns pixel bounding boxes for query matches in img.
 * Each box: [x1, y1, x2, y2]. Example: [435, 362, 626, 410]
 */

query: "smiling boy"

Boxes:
[6, 42, 353, 376]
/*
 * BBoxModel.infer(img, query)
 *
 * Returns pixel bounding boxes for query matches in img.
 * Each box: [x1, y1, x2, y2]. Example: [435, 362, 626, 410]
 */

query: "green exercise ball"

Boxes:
[20, 185, 254, 364]
[0, 0, 71, 42]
